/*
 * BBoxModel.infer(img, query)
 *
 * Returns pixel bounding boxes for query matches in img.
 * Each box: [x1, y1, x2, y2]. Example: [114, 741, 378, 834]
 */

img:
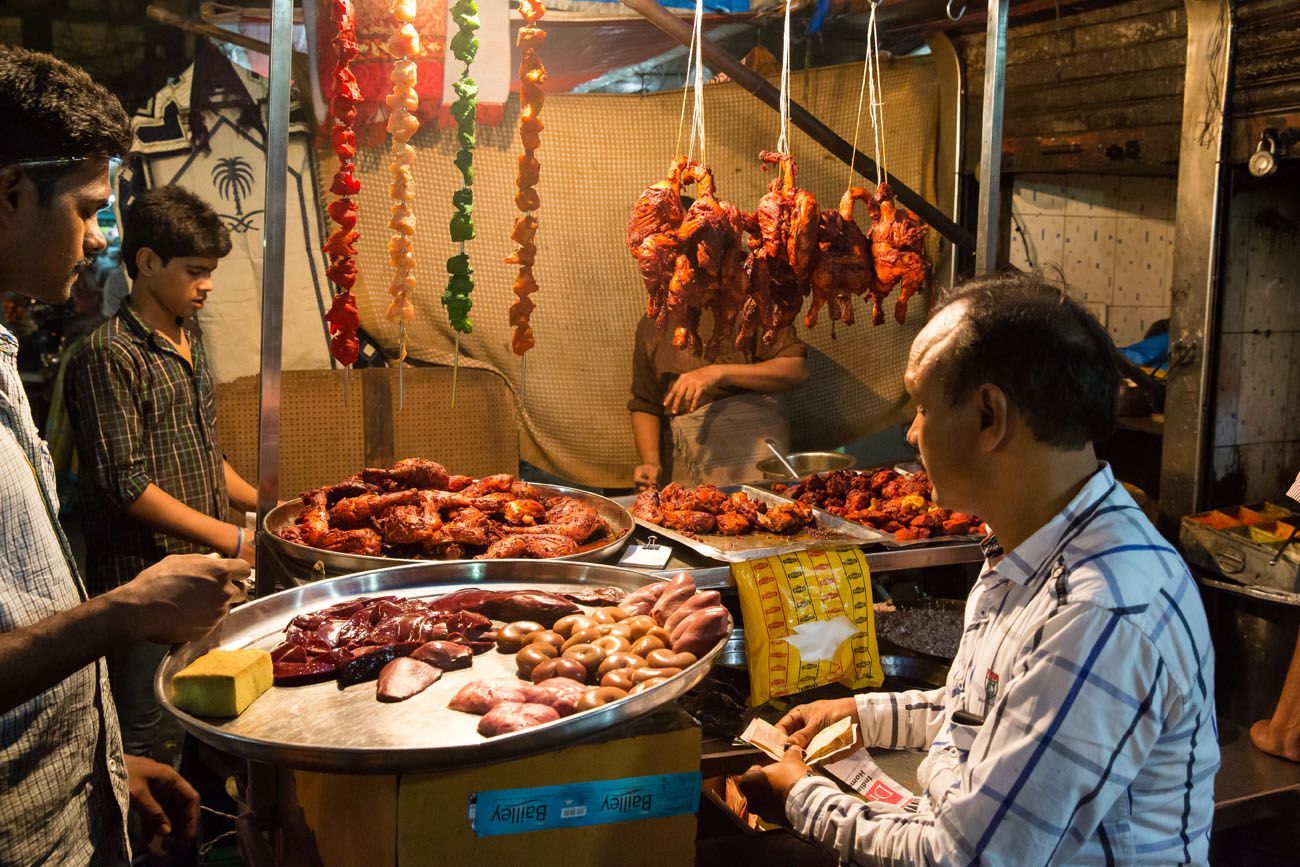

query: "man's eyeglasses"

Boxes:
[12, 156, 89, 170]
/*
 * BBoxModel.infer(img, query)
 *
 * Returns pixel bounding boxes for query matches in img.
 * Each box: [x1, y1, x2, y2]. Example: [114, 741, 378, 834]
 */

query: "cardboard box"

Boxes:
[291, 708, 700, 867]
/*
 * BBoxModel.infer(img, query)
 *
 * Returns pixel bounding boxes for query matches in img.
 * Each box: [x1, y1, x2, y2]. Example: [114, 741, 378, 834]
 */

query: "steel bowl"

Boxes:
[755, 451, 856, 480]
[263, 483, 634, 574]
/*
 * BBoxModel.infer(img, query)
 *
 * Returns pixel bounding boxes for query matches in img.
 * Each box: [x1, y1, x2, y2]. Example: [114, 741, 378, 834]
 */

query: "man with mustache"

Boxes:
[66, 185, 259, 763]
[0, 46, 248, 863]
[739, 275, 1219, 865]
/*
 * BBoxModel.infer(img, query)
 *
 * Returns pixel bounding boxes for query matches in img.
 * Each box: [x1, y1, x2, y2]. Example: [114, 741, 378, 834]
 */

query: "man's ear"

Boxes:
[976, 383, 1012, 452]
[0, 165, 30, 225]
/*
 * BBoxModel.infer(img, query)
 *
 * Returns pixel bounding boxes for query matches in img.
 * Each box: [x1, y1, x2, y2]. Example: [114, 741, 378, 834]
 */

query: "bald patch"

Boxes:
[906, 301, 967, 391]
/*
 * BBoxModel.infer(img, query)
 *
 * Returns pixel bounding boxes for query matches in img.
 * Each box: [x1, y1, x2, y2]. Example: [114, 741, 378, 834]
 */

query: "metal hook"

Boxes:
[946, 0, 966, 21]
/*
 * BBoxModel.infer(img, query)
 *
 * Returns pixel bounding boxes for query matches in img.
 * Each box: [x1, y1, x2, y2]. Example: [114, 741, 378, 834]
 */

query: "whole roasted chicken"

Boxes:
[867, 181, 930, 324]
[667, 163, 748, 357]
[739, 152, 818, 346]
[806, 187, 874, 329]
[627, 156, 693, 325]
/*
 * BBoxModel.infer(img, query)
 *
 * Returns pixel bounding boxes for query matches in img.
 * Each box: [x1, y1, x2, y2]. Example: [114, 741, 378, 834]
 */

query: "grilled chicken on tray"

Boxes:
[276, 459, 612, 559]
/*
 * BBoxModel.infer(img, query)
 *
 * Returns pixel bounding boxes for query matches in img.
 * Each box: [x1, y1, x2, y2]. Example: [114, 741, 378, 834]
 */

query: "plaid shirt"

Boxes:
[0, 324, 130, 865]
[66, 302, 228, 595]
[788, 464, 1219, 865]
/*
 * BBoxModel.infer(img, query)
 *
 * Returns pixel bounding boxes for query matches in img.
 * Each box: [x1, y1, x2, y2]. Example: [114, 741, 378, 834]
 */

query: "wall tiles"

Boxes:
[1242, 227, 1300, 333]
[1011, 174, 1070, 216]
[1220, 217, 1252, 334]
[1062, 215, 1117, 305]
[1010, 173, 1175, 345]
[1117, 177, 1175, 221]
[1062, 174, 1121, 218]
[1229, 442, 1300, 503]
[1235, 331, 1294, 446]
[1214, 332, 1242, 447]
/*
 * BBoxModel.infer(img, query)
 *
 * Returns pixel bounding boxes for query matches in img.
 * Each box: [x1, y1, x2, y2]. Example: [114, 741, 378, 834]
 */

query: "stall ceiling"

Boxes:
[958, 0, 1187, 176]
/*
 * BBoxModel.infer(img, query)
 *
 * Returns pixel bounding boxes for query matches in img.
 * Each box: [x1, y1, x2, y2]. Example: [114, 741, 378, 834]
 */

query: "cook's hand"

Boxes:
[633, 464, 661, 489]
[235, 530, 256, 567]
[776, 697, 861, 750]
[663, 366, 723, 415]
[124, 754, 199, 859]
[112, 554, 248, 644]
[738, 745, 810, 824]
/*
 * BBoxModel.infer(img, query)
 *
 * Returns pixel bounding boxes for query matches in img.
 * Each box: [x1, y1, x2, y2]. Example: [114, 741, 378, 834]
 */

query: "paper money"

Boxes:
[739, 716, 859, 767]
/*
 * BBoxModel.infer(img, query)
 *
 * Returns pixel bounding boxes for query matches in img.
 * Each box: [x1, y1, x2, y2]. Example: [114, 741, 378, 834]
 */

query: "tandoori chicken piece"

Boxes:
[756, 501, 813, 534]
[715, 512, 751, 535]
[482, 533, 578, 559]
[659, 509, 718, 535]
[329, 489, 421, 528]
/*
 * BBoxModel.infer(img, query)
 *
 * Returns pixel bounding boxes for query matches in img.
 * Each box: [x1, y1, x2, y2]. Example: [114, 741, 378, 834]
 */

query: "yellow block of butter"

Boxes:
[171, 648, 273, 717]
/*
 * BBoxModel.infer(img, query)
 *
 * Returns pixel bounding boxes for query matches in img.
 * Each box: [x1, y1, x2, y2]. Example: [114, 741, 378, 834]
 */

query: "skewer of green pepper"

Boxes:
[442, 0, 480, 334]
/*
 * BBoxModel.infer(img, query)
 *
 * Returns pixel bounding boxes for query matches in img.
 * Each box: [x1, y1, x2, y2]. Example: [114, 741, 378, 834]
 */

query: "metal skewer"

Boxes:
[397, 320, 405, 411]
[520, 353, 527, 408]
[450, 331, 460, 410]
[343, 364, 350, 405]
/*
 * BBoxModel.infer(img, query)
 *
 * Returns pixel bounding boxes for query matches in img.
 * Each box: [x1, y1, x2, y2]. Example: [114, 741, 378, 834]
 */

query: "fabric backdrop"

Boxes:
[321, 57, 943, 488]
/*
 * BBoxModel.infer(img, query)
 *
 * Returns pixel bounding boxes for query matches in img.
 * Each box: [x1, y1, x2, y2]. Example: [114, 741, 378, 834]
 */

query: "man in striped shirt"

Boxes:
[0, 47, 248, 864]
[741, 274, 1218, 865]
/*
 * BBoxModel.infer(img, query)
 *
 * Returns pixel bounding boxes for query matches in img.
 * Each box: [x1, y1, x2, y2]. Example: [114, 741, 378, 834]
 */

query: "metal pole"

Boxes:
[619, 0, 974, 249]
[974, 0, 1008, 275]
[255, 0, 292, 597]
[1159, 0, 1233, 529]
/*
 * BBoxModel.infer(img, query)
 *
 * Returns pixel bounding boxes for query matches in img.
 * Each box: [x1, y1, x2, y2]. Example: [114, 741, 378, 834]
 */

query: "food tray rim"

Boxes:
[263, 482, 635, 572]
[155, 559, 726, 772]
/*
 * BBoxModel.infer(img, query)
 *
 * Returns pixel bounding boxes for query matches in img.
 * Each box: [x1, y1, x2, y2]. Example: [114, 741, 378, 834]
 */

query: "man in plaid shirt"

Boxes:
[741, 274, 1219, 865]
[66, 185, 258, 760]
[0, 47, 249, 865]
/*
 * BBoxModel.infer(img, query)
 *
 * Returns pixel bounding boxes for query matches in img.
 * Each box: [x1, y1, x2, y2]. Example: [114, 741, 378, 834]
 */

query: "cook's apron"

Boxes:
[669, 392, 789, 486]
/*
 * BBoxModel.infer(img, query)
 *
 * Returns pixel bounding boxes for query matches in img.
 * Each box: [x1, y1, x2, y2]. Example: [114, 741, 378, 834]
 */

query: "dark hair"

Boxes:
[122, 186, 232, 279]
[935, 273, 1119, 449]
[0, 46, 131, 201]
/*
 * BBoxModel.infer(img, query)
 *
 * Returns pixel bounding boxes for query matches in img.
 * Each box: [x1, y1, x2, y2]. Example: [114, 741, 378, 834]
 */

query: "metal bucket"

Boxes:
[755, 451, 856, 480]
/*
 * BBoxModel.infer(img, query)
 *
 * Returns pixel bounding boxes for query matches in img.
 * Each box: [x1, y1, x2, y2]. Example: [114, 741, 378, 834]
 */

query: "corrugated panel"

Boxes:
[1228, 0, 1300, 164]
[958, 0, 1186, 175]
[1233, 0, 1300, 118]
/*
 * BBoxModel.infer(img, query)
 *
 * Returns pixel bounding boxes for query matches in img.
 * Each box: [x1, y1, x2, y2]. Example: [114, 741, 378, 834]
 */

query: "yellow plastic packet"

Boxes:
[732, 547, 882, 707]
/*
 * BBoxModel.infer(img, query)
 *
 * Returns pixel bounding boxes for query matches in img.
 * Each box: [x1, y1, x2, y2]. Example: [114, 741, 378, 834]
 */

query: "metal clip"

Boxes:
[645, 535, 660, 551]
[946, 0, 967, 21]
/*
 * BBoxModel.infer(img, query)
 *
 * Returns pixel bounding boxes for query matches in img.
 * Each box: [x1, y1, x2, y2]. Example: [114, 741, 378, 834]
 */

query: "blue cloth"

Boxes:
[1120, 332, 1170, 374]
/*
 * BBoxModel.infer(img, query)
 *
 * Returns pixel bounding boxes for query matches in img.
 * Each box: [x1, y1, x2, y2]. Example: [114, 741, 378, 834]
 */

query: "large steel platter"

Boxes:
[622, 484, 886, 563]
[263, 483, 634, 573]
[156, 560, 722, 772]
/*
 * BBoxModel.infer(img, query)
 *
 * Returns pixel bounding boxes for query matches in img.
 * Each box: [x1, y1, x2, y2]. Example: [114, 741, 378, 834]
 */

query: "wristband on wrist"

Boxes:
[232, 526, 245, 558]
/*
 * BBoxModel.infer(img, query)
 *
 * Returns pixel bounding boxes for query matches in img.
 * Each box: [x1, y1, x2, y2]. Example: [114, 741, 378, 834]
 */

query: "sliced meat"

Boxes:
[377, 657, 442, 702]
[622, 581, 668, 616]
[477, 702, 560, 737]
[477, 590, 579, 627]
[557, 586, 627, 607]
[531, 677, 588, 716]
[410, 640, 473, 670]
[448, 679, 545, 714]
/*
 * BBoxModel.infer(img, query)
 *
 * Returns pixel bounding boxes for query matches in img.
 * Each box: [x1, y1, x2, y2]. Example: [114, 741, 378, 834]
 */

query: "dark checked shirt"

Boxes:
[0, 324, 130, 865]
[787, 463, 1219, 865]
[66, 301, 228, 595]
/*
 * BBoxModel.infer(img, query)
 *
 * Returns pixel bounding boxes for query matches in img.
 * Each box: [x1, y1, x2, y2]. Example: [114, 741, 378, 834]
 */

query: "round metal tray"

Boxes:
[155, 560, 722, 773]
[263, 483, 634, 573]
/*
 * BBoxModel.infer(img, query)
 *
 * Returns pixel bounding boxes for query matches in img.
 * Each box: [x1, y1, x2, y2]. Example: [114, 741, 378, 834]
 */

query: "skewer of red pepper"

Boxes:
[323, 0, 362, 367]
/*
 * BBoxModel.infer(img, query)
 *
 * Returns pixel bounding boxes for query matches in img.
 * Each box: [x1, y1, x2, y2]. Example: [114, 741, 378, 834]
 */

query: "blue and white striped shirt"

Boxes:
[788, 463, 1219, 865]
